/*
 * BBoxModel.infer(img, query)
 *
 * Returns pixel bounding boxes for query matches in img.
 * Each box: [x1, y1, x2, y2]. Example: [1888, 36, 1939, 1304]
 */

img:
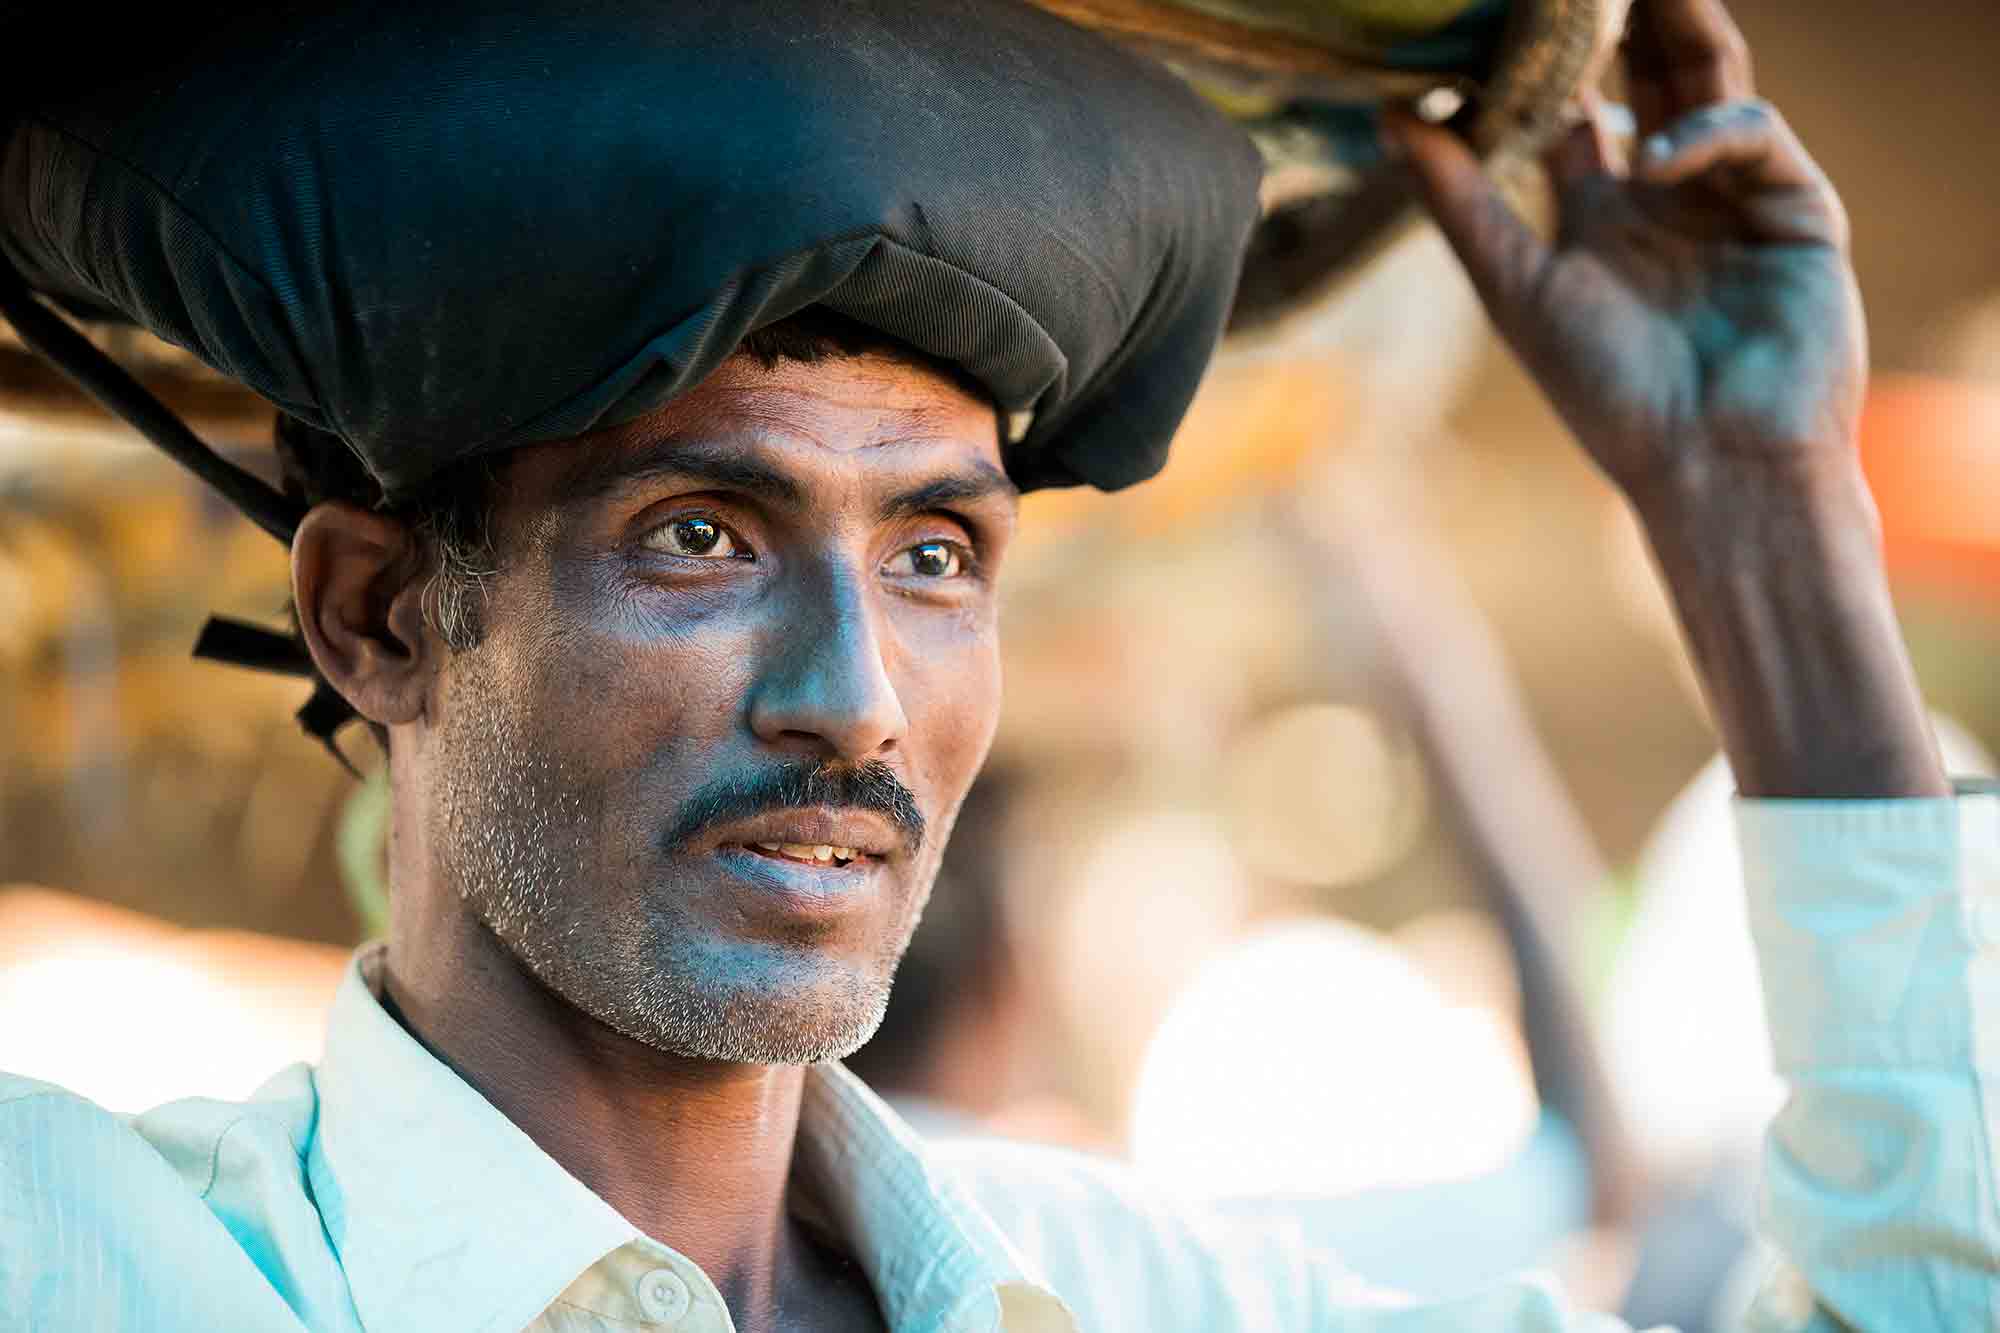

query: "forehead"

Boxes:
[517, 352, 1010, 509]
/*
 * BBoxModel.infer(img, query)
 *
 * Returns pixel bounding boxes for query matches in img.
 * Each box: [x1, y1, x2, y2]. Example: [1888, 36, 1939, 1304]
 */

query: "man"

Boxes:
[0, 1, 1992, 1331]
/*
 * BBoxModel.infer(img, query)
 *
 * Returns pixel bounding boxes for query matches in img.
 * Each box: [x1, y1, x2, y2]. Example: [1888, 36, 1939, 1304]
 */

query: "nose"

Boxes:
[745, 560, 908, 764]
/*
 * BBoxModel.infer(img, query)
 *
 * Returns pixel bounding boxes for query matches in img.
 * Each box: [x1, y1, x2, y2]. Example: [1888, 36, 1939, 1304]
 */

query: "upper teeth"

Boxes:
[754, 842, 859, 863]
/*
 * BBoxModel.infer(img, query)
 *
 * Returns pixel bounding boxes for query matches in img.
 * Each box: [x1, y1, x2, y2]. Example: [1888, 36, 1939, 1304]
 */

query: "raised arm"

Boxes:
[1370, 3, 1994, 1329]
[1387, 0, 1946, 800]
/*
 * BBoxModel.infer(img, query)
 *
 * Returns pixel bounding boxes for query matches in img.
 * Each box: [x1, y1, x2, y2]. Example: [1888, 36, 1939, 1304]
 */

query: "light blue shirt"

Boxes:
[2, 796, 1995, 1331]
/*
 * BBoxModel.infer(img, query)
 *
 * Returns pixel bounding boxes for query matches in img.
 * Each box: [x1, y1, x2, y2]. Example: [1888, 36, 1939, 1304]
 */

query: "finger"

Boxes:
[1385, 107, 1552, 336]
[1624, 0, 1756, 137]
[1636, 99, 1847, 245]
[1626, 73, 1670, 150]
[1543, 94, 1626, 190]
[1636, 99, 1815, 191]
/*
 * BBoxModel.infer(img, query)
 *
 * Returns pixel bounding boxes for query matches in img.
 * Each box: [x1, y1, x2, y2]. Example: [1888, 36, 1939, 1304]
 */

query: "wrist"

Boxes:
[1629, 450, 1880, 566]
[1623, 451, 1945, 799]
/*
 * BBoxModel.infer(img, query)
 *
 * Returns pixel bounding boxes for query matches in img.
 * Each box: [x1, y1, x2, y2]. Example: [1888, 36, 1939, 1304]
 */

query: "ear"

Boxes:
[291, 502, 437, 728]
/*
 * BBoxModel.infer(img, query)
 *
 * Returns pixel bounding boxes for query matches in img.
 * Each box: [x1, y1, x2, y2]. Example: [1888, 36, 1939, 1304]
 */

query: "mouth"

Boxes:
[708, 835, 888, 927]
[700, 807, 904, 866]
[689, 806, 908, 926]
[738, 841, 871, 869]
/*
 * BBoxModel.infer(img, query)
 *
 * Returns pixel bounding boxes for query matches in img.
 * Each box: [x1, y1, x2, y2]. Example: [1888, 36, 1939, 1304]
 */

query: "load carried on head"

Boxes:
[0, 0, 1622, 745]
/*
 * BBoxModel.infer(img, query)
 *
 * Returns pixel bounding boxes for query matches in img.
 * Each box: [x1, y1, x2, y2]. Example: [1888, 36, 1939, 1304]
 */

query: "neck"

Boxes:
[381, 816, 810, 1323]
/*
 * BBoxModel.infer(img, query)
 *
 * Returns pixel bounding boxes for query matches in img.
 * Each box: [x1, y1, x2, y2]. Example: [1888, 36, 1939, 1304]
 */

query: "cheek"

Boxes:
[506, 558, 758, 773]
[890, 609, 1002, 790]
[514, 546, 1001, 796]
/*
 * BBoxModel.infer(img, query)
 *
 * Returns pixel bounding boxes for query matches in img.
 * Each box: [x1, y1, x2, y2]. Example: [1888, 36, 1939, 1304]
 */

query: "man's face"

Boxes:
[415, 351, 1016, 1064]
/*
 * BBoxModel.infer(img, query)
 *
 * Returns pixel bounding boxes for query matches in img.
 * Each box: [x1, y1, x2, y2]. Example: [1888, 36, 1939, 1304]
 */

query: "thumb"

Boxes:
[1385, 107, 1551, 339]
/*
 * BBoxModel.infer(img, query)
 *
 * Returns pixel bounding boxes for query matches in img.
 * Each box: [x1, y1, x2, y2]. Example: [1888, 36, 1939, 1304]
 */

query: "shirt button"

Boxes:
[636, 1267, 692, 1324]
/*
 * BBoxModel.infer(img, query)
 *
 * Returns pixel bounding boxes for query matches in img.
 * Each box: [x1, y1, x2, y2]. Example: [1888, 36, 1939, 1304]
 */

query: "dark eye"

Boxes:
[644, 515, 741, 559]
[884, 540, 966, 579]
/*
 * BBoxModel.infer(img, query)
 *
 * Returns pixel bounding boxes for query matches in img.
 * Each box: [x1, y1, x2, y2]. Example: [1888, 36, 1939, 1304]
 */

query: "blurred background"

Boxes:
[2, 2, 1997, 1328]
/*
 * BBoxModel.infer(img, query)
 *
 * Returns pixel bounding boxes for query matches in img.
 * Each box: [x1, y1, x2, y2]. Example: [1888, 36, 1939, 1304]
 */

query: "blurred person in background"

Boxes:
[850, 769, 1605, 1302]
[2, 1, 1994, 1331]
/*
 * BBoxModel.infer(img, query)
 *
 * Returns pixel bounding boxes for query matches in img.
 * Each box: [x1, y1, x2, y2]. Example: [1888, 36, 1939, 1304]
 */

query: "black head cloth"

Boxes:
[0, 0, 1264, 503]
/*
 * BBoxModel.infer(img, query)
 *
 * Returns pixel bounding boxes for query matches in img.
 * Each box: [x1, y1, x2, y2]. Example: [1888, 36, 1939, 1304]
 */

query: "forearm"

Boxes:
[1635, 459, 1949, 799]
[1734, 796, 1998, 1332]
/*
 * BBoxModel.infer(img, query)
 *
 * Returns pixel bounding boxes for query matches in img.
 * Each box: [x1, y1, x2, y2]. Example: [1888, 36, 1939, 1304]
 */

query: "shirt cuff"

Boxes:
[1733, 788, 2000, 1074]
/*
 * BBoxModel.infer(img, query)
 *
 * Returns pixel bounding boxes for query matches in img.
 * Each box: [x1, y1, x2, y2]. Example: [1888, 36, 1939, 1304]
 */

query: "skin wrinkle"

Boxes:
[428, 523, 914, 1067]
[299, 349, 1011, 1329]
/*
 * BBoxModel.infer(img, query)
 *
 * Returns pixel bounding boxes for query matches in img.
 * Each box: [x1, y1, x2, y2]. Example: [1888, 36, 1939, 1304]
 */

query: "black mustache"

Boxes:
[662, 760, 925, 857]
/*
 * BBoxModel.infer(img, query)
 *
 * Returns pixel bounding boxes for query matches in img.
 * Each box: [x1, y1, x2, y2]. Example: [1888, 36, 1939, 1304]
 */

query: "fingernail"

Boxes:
[1414, 86, 1465, 125]
[1643, 134, 1673, 162]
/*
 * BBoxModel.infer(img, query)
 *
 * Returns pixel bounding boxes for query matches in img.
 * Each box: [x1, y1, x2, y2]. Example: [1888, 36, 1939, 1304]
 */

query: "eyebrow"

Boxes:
[552, 435, 1016, 520]
[877, 465, 1015, 522]
[553, 438, 805, 509]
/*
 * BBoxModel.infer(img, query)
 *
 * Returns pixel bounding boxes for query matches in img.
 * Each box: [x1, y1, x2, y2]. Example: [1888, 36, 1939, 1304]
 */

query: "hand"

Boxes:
[1388, 0, 1947, 798]
[1386, 0, 1862, 510]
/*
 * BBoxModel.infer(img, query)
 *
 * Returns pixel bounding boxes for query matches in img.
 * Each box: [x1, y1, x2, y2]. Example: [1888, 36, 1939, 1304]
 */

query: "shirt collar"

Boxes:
[309, 945, 1072, 1332]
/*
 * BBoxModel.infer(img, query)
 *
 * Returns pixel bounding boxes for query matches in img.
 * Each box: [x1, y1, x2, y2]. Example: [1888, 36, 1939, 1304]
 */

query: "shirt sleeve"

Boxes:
[1726, 789, 2000, 1332]
[1279, 792, 1998, 1333]
[948, 796, 2000, 1332]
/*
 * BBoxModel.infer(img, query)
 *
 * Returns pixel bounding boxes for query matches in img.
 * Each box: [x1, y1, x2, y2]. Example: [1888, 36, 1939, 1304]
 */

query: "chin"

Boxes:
[555, 930, 897, 1067]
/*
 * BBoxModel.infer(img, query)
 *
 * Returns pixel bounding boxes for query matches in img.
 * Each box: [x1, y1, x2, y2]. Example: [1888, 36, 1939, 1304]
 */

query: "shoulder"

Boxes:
[0, 1066, 333, 1330]
[0, 1063, 317, 1195]
[924, 1135, 1379, 1329]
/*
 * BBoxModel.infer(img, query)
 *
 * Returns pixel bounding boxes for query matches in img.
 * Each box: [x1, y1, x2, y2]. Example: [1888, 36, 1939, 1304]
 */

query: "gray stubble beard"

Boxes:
[428, 649, 925, 1066]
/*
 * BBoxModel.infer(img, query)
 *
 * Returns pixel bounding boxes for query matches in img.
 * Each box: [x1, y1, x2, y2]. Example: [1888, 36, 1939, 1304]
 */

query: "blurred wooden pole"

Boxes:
[1282, 466, 1648, 1227]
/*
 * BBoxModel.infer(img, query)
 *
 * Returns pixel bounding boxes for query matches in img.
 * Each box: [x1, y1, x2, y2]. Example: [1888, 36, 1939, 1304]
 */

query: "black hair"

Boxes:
[274, 413, 498, 652]
[274, 306, 969, 654]
[271, 306, 976, 755]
